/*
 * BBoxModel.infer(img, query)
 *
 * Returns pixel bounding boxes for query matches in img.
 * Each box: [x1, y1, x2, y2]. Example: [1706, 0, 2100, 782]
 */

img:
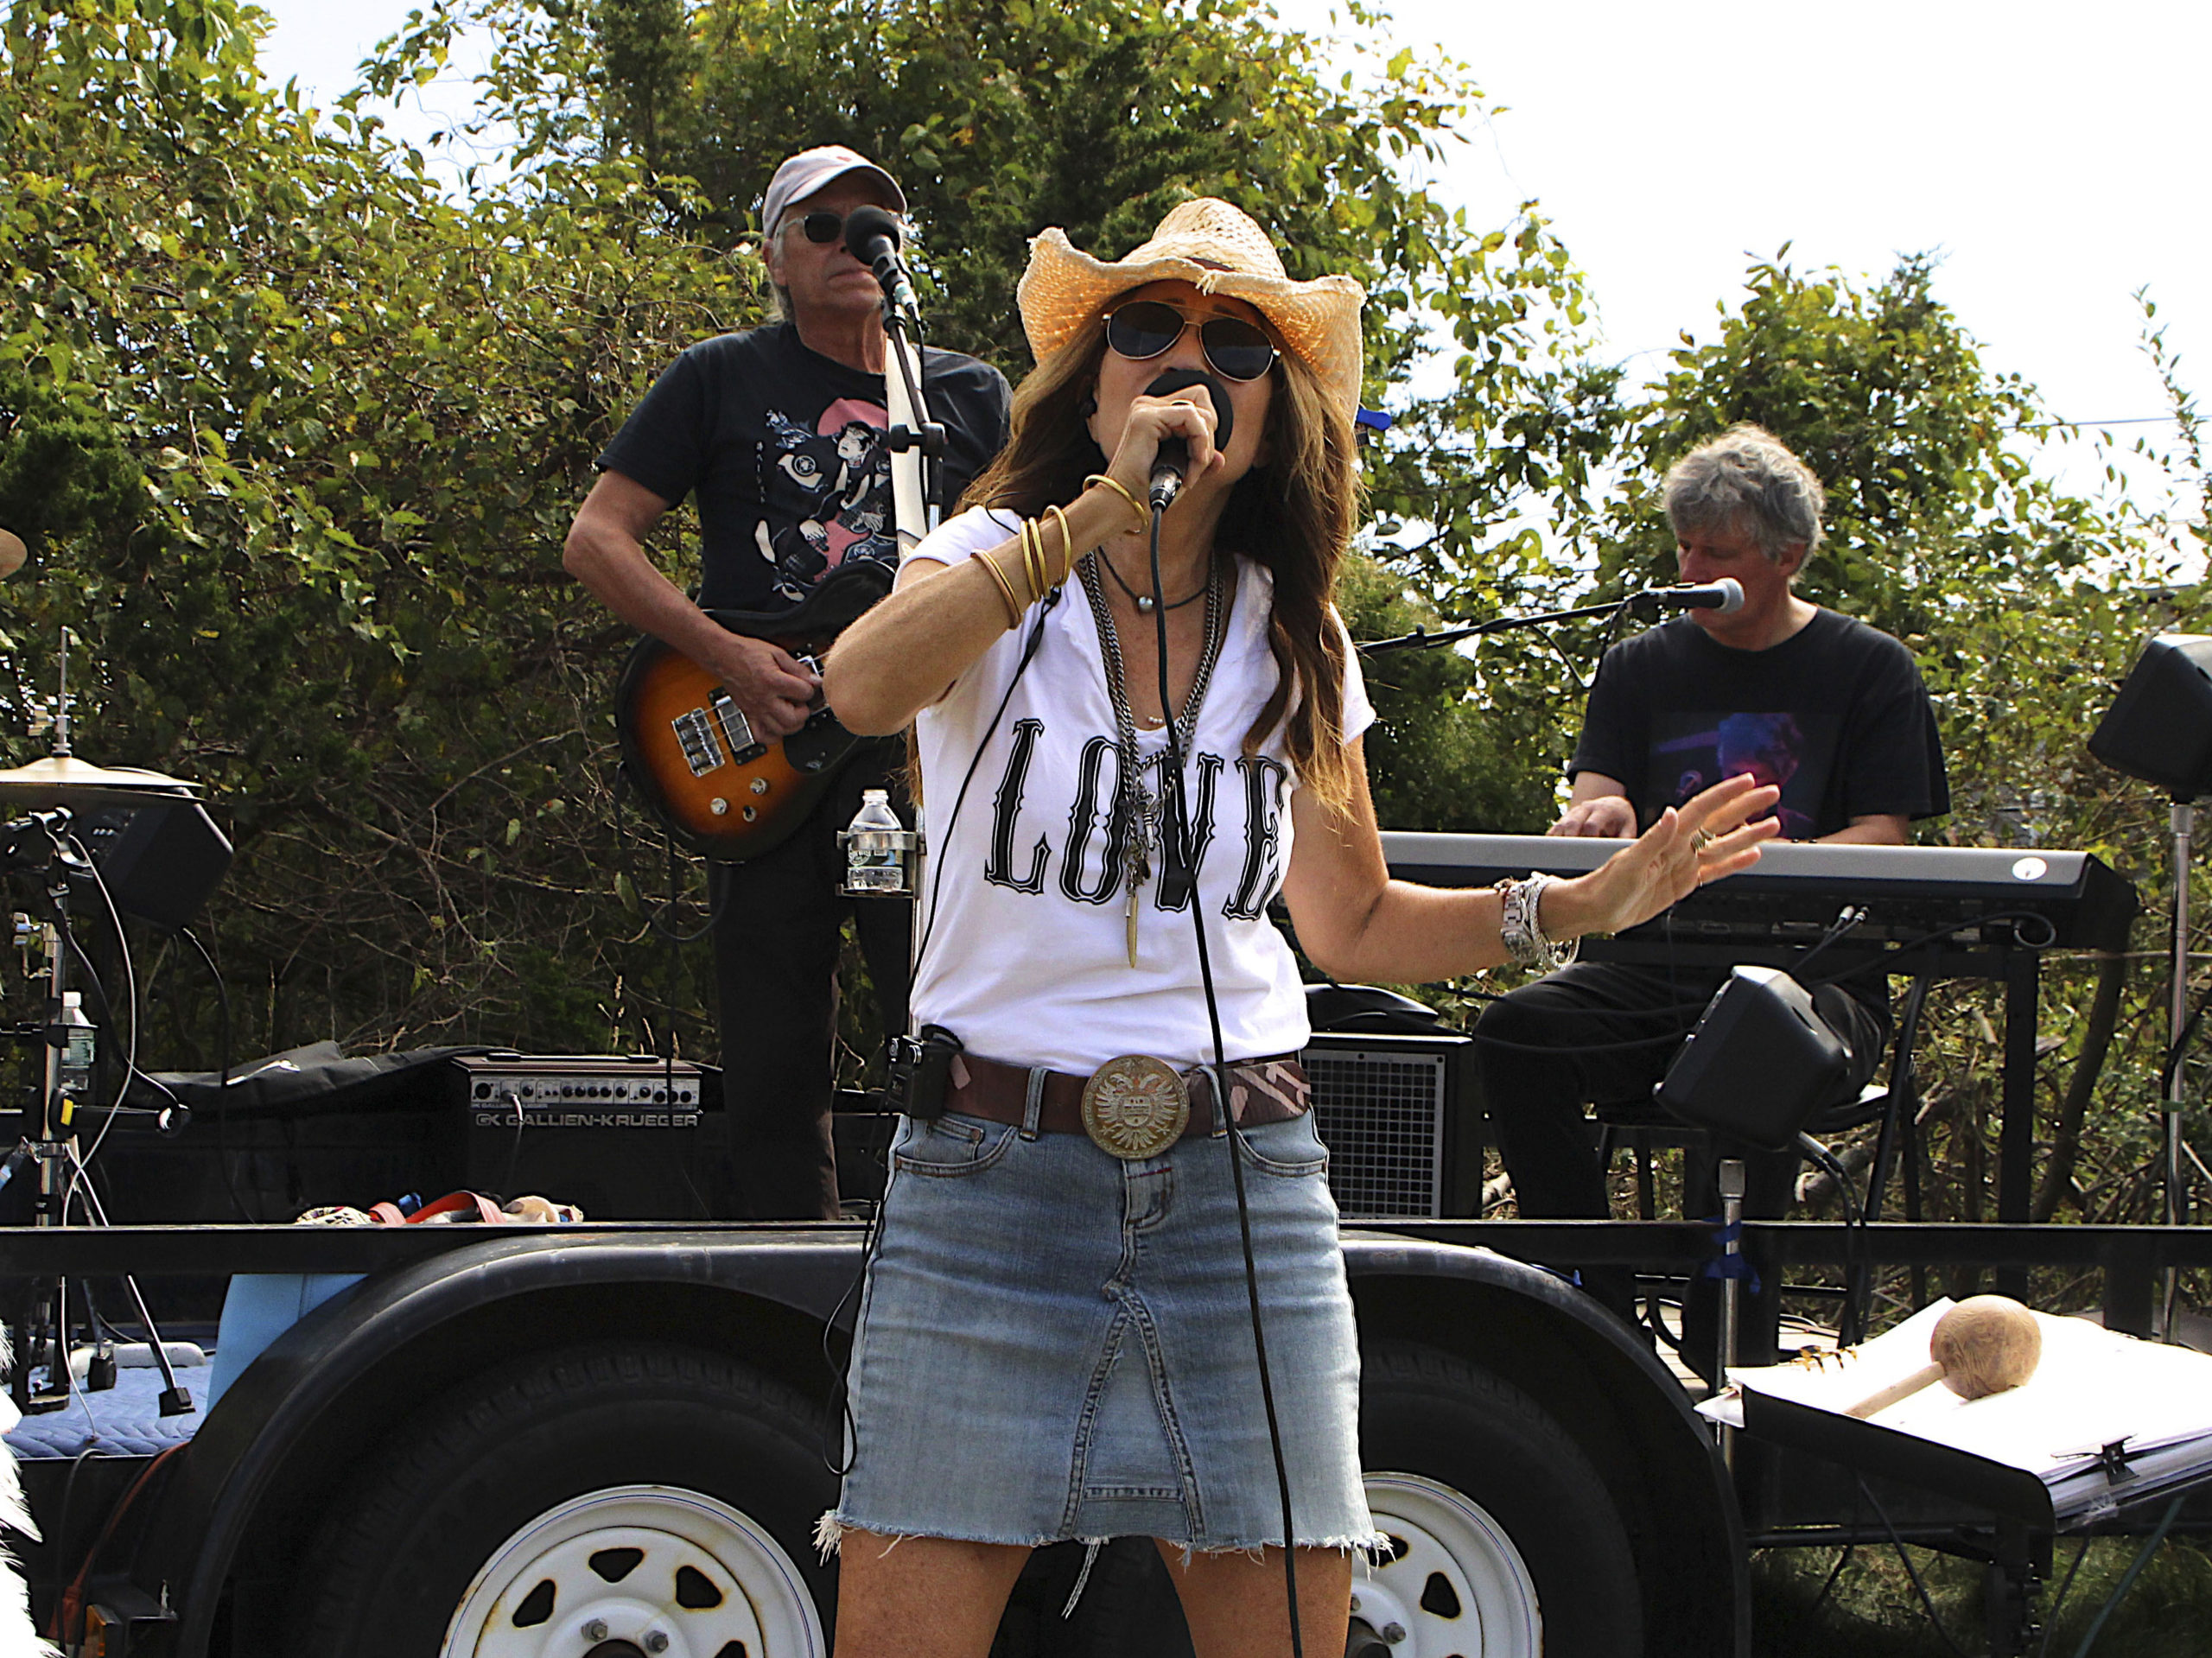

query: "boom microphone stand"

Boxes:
[2164, 798, 2193, 1338]
[844, 204, 944, 552]
[1357, 578, 1747, 657]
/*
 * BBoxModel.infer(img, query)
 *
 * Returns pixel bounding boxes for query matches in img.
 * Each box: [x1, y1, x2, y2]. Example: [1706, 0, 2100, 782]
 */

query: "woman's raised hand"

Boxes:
[1102, 385, 1223, 507]
[1543, 774, 1782, 943]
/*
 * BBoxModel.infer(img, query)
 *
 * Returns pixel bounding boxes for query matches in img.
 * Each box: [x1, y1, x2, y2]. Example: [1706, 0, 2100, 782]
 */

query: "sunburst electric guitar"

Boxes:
[613, 559, 894, 862]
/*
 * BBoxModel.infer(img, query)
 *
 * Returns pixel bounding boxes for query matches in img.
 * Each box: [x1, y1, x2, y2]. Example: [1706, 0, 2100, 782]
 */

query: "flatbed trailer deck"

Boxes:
[3, 1217, 2208, 1657]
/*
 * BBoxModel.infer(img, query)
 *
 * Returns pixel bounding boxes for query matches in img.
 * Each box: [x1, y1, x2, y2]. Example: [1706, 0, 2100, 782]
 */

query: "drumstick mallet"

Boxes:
[1844, 1295, 2042, 1420]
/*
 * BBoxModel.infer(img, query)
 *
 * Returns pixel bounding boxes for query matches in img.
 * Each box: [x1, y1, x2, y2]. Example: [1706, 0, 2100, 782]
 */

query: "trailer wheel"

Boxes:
[294, 1344, 834, 1657]
[1360, 1341, 1644, 1658]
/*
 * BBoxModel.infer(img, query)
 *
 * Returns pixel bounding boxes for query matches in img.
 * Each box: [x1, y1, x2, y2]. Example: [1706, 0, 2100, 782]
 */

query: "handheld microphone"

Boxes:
[842, 205, 917, 314]
[1142, 369, 1235, 511]
[1637, 578, 1744, 614]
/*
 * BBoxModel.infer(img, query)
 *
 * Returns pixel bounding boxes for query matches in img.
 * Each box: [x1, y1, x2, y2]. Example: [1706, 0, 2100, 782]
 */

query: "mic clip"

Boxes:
[883, 422, 946, 460]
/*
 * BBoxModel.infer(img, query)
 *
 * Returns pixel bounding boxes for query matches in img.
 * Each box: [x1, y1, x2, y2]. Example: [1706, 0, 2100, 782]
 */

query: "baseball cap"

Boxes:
[760, 145, 906, 236]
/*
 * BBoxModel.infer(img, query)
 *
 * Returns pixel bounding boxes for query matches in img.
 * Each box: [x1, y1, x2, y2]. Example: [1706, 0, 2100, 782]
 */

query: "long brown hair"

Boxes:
[959, 315, 1363, 812]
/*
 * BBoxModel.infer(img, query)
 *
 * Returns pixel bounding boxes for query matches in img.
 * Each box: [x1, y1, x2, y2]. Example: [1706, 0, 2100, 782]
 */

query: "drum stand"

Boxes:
[8, 816, 190, 1416]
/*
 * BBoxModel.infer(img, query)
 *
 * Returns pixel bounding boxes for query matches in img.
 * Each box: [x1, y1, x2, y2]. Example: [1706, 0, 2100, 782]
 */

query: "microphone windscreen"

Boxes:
[1142, 369, 1234, 454]
[1714, 577, 1745, 614]
[842, 205, 902, 261]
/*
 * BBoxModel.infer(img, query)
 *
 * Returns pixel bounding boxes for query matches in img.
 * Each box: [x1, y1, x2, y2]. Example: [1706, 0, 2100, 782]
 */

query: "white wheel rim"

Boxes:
[1359, 1472, 1542, 1658]
[442, 1484, 825, 1658]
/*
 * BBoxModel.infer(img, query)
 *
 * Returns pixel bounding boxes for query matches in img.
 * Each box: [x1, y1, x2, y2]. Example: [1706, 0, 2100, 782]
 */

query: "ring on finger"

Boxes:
[1691, 828, 1714, 852]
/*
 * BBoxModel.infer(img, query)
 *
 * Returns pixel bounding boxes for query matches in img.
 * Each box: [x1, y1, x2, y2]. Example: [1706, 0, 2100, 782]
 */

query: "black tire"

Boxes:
[1359, 1340, 1645, 1658]
[295, 1343, 837, 1657]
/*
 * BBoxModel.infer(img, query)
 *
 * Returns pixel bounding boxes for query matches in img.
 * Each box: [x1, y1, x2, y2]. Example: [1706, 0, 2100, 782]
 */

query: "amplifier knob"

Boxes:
[474, 1083, 491, 1098]
[709, 797, 729, 816]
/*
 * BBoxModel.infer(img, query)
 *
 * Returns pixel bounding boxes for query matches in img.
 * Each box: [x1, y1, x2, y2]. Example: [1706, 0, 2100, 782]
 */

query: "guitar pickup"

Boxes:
[712, 690, 766, 763]
[672, 708, 725, 777]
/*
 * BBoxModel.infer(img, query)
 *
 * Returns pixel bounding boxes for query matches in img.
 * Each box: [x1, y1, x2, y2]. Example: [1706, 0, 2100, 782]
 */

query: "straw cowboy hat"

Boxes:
[1017, 199, 1366, 420]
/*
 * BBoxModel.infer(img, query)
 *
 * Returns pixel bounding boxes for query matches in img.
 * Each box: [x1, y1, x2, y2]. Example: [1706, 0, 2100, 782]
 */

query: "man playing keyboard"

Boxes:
[1475, 424, 1948, 1372]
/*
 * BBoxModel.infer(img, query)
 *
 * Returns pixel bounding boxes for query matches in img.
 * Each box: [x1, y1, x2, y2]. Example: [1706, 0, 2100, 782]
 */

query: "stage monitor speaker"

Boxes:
[73, 797, 233, 931]
[2090, 633, 2212, 800]
[1306, 1031, 1479, 1218]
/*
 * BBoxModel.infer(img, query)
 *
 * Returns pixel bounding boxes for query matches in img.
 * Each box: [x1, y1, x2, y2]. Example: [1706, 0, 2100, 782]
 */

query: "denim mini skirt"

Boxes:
[828, 1107, 1373, 1552]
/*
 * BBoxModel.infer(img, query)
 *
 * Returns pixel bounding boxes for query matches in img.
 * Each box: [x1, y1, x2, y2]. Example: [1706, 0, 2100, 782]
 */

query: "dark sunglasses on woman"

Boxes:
[1103, 301, 1279, 383]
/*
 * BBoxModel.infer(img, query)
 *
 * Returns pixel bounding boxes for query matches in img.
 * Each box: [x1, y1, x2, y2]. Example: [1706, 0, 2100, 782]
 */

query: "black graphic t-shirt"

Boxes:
[1570, 609, 1948, 837]
[597, 322, 1011, 611]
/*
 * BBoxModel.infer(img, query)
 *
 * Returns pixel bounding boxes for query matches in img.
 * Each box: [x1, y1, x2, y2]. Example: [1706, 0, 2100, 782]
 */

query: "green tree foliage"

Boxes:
[1592, 251, 2198, 854]
[1589, 252, 2211, 1270]
[0, 0, 766, 1058]
[0, 0, 1606, 1064]
[1336, 552, 1560, 835]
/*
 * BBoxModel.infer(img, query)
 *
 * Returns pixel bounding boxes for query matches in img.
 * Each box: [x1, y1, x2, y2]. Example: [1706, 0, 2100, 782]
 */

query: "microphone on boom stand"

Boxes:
[843, 204, 918, 317]
[1631, 577, 1745, 616]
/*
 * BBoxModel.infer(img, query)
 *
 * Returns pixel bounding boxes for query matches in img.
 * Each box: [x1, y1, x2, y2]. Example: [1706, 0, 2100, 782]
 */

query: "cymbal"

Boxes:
[0, 754, 199, 809]
[0, 528, 22, 579]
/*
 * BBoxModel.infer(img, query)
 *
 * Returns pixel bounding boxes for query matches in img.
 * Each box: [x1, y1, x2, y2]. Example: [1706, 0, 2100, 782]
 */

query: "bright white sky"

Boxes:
[252, 0, 2208, 512]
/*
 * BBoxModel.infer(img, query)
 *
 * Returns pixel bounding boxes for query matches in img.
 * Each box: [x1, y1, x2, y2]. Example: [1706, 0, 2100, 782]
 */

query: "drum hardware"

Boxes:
[0, 632, 220, 1415]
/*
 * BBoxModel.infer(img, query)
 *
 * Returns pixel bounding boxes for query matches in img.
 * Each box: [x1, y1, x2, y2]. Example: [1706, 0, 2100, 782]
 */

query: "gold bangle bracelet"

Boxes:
[1084, 473, 1149, 532]
[1019, 518, 1046, 603]
[976, 549, 1025, 628]
[1044, 503, 1076, 589]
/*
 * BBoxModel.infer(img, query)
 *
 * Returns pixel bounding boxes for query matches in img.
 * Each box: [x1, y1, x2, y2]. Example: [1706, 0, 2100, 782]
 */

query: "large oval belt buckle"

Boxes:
[1081, 1055, 1191, 1159]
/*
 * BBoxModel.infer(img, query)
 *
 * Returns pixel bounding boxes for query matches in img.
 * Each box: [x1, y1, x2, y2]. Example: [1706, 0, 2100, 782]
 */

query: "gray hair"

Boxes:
[766, 215, 798, 322]
[1663, 424, 1825, 560]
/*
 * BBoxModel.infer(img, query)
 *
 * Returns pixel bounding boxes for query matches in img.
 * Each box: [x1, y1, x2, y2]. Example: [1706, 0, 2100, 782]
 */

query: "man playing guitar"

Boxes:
[564, 145, 1010, 1217]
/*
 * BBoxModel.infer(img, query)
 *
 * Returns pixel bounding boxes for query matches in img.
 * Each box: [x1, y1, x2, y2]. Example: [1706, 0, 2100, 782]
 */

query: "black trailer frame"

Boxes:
[5, 1215, 2210, 1657]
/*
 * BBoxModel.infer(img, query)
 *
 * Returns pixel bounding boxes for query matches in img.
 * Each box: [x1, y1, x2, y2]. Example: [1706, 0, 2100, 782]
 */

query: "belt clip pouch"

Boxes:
[886, 1024, 964, 1121]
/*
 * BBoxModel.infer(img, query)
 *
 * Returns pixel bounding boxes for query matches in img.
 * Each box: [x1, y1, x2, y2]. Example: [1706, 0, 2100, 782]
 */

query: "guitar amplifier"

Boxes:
[1306, 1032, 1482, 1219]
[458, 1054, 717, 1220]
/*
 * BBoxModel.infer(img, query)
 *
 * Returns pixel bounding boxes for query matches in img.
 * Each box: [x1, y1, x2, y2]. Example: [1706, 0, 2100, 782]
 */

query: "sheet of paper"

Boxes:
[1708, 1301, 2212, 1481]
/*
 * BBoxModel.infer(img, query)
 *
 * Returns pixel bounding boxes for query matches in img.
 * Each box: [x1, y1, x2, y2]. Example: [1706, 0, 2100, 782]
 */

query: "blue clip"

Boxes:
[1696, 1217, 1762, 1294]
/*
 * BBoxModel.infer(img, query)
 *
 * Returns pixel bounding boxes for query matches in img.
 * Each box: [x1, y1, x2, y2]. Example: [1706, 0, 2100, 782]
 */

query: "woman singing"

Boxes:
[821, 198, 1777, 1658]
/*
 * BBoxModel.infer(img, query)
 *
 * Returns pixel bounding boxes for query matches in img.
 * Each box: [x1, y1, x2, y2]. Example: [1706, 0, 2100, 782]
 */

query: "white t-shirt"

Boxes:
[905, 506, 1374, 1072]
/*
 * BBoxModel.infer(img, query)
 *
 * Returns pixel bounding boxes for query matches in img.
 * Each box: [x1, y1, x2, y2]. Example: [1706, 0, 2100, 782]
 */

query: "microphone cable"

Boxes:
[1141, 503, 1306, 1658]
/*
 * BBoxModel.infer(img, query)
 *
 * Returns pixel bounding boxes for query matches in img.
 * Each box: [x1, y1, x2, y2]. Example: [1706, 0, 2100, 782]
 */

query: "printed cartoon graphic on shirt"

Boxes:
[1647, 710, 1836, 840]
[983, 722, 1289, 919]
[754, 398, 895, 600]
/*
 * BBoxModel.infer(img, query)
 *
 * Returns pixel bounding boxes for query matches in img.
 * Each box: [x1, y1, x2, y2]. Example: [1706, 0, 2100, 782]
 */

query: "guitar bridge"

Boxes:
[712, 690, 766, 763]
[672, 708, 725, 777]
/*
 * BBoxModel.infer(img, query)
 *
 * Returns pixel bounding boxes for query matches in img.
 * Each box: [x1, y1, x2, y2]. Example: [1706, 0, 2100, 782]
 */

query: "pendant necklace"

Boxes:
[1079, 552, 1227, 966]
[1096, 550, 1209, 615]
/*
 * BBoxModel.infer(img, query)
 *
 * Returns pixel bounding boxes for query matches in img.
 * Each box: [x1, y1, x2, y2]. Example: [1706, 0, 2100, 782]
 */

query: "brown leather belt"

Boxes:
[944, 1051, 1309, 1154]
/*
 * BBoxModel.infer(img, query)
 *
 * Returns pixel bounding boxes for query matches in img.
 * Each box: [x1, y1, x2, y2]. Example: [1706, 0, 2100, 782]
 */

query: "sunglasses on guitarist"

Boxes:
[788, 209, 900, 246]
[1103, 301, 1279, 384]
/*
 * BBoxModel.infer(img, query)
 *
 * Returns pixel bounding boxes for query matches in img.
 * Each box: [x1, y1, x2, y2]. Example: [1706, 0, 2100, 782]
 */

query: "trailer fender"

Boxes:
[132, 1229, 865, 1657]
[1343, 1233, 1751, 1658]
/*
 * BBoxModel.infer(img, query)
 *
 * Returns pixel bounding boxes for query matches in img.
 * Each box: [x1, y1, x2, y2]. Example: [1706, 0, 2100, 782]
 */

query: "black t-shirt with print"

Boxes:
[1569, 608, 1949, 838]
[597, 322, 1011, 612]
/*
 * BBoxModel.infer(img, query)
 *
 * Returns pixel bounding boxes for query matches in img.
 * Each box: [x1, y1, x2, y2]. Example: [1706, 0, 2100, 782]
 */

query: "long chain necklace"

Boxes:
[1078, 551, 1227, 966]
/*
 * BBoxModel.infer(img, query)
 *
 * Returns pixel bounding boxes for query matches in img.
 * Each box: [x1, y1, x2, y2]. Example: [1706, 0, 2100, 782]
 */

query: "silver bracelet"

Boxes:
[1495, 873, 1580, 973]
